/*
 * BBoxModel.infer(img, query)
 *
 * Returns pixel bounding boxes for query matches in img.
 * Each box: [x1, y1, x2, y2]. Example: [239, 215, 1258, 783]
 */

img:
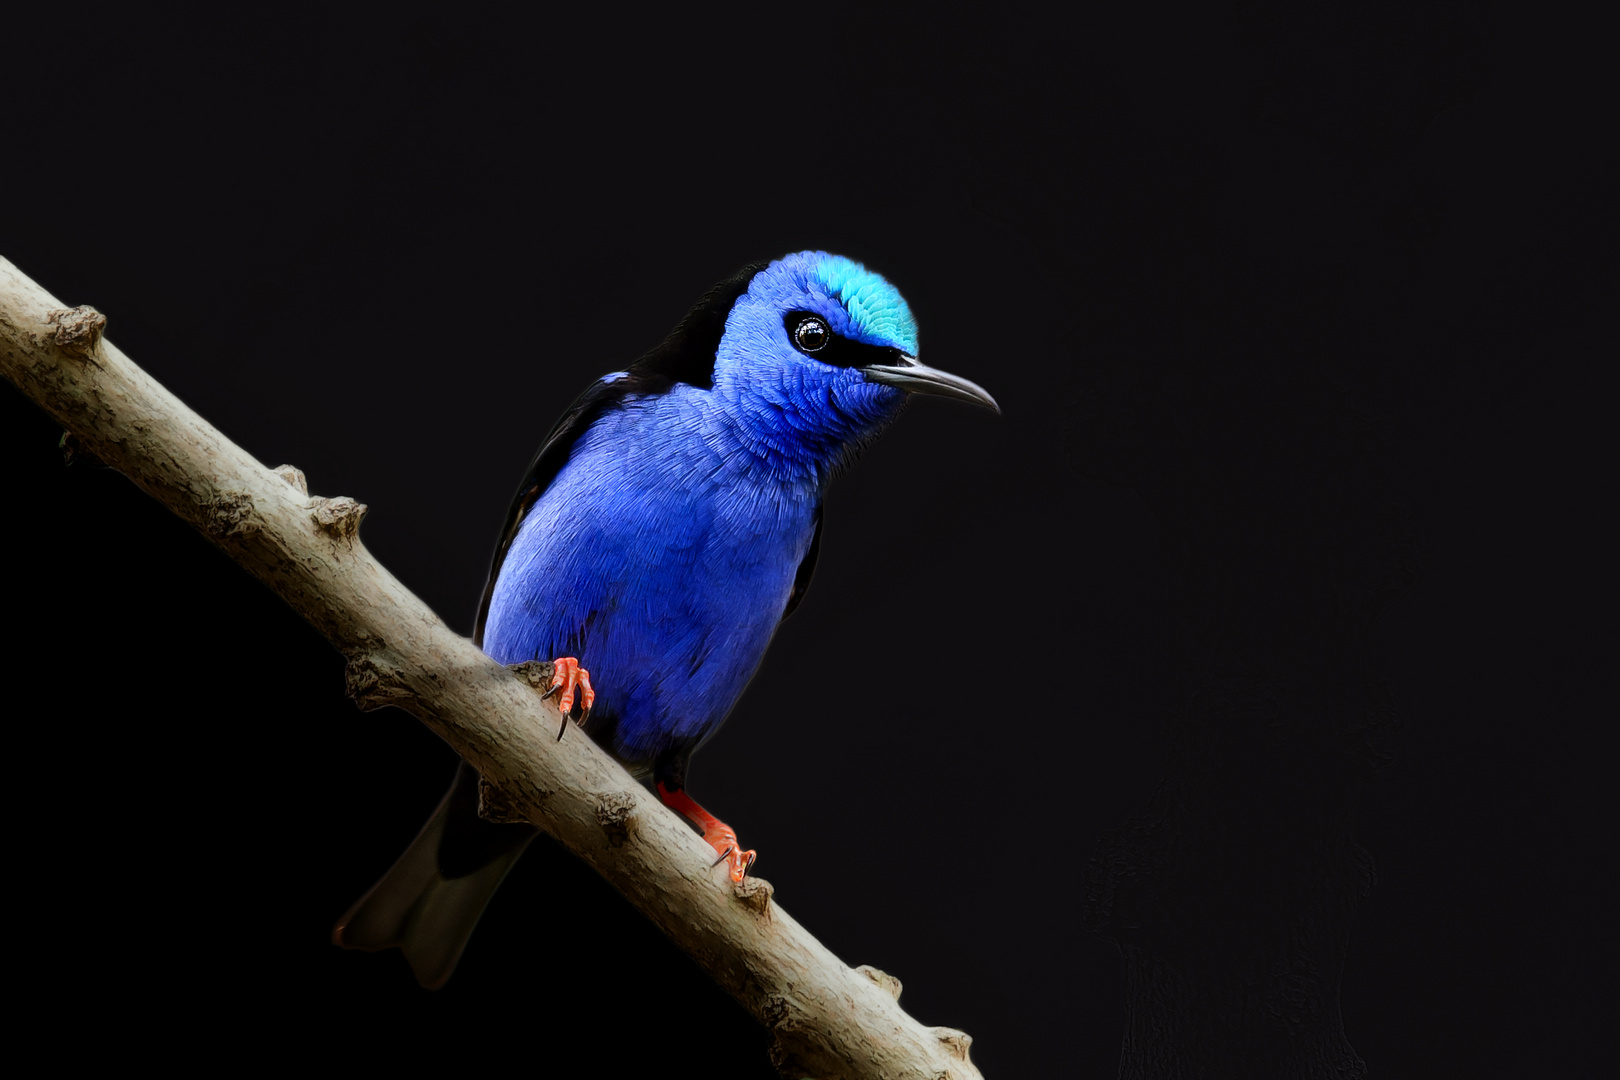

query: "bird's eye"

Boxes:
[793, 317, 830, 353]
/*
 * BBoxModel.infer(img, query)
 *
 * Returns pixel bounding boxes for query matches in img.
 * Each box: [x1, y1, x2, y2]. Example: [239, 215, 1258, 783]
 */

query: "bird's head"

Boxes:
[688, 251, 997, 467]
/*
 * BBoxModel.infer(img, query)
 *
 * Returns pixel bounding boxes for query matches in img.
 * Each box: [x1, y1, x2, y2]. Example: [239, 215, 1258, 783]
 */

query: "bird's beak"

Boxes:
[861, 356, 1000, 414]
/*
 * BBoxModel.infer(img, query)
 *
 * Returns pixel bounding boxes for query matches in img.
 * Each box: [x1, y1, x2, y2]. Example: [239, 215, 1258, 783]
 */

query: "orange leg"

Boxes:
[545, 657, 595, 740]
[657, 782, 756, 882]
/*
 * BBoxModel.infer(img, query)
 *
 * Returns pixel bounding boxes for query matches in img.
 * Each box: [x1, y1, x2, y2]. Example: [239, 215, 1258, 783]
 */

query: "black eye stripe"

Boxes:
[782, 310, 906, 369]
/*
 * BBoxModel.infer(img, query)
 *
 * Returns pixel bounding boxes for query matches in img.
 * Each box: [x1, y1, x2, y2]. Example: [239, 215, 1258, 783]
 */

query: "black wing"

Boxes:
[471, 376, 629, 647]
[471, 261, 769, 647]
[780, 504, 822, 624]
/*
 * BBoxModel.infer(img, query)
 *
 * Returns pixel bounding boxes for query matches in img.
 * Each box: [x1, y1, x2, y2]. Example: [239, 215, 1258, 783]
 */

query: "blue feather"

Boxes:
[482, 382, 833, 763]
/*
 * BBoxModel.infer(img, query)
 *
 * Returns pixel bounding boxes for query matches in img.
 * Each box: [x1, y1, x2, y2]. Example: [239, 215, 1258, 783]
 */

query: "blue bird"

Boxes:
[333, 251, 997, 987]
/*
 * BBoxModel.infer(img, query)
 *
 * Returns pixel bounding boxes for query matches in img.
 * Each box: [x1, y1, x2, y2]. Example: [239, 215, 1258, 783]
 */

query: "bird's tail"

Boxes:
[333, 760, 536, 989]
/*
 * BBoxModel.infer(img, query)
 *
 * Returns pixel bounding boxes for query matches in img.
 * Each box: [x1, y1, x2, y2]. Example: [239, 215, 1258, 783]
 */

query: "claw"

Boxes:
[711, 845, 757, 881]
[705, 833, 757, 882]
[544, 657, 594, 739]
[658, 782, 755, 882]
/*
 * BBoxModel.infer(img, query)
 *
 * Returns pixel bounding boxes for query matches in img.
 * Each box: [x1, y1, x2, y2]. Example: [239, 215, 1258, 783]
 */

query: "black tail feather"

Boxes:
[333, 761, 536, 989]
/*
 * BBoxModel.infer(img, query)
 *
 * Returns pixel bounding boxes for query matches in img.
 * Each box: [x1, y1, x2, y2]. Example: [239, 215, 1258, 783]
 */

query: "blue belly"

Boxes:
[481, 392, 819, 767]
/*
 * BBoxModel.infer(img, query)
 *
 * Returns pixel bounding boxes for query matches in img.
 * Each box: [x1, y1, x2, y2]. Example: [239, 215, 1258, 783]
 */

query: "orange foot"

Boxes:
[657, 782, 757, 882]
[545, 657, 595, 740]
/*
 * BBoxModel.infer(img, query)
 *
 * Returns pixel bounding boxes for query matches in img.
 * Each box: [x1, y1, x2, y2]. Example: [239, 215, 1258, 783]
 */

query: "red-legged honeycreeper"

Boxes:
[333, 251, 998, 987]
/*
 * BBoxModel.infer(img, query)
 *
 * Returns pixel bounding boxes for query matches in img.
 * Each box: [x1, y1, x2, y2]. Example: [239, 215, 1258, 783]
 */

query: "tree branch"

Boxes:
[0, 256, 981, 1080]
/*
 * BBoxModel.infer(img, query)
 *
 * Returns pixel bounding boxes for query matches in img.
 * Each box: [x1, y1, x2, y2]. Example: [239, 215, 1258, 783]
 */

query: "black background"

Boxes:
[3, 6, 1608, 1077]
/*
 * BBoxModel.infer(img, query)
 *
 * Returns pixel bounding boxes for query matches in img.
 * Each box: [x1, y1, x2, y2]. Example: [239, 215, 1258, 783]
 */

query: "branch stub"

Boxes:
[311, 495, 366, 544]
[855, 964, 902, 1001]
[45, 306, 106, 360]
[274, 464, 309, 496]
[931, 1028, 974, 1063]
[734, 875, 773, 918]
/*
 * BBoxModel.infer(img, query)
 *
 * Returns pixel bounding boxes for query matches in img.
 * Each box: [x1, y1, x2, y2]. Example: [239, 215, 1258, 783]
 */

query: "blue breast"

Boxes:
[481, 384, 821, 766]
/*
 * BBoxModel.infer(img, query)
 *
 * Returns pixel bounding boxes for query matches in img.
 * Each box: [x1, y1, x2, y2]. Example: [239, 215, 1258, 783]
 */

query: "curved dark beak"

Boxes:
[861, 356, 1000, 414]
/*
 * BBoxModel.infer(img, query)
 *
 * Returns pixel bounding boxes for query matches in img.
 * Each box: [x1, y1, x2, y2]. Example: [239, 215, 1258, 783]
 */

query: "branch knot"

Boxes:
[477, 776, 531, 824]
[931, 1027, 974, 1063]
[203, 490, 258, 538]
[344, 650, 410, 711]
[59, 431, 108, 468]
[856, 964, 902, 1001]
[273, 464, 309, 495]
[507, 658, 557, 690]
[734, 875, 773, 917]
[311, 496, 366, 545]
[45, 306, 106, 359]
[594, 791, 637, 846]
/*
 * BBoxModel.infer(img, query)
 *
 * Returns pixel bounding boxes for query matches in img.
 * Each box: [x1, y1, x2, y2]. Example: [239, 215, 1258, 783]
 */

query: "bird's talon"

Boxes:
[545, 657, 594, 726]
[709, 840, 755, 882]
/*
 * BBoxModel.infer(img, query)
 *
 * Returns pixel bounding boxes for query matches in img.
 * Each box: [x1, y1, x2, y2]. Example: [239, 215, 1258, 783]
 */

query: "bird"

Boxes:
[333, 250, 998, 988]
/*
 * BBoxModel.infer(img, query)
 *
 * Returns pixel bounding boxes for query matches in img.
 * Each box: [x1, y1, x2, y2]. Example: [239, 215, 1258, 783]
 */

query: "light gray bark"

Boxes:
[0, 255, 981, 1080]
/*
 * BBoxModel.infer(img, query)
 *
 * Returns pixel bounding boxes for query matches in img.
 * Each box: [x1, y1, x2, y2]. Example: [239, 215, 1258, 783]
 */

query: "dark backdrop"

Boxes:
[3, 6, 1608, 1077]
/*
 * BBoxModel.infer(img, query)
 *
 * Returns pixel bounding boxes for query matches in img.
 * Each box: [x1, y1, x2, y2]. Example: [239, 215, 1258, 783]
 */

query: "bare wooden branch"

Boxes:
[0, 256, 981, 1080]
